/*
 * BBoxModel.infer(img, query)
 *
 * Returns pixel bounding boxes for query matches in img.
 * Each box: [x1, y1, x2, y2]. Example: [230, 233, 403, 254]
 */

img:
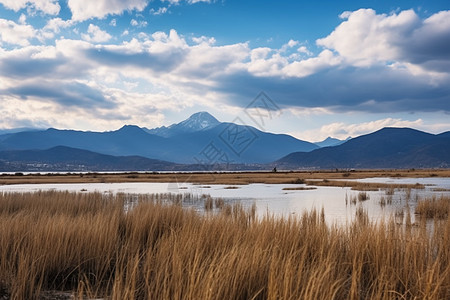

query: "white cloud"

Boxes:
[316, 8, 450, 72]
[67, 0, 149, 21]
[0, 96, 53, 129]
[282, 49, 342, 77]
[297, 118, 425, 141]
[18, 14, 27, 25]
[130, 19, 148, 27]
[247, 50, 287, 77]
[179, 42, 249, 78]
[39, 18, 73, 40]
[192, 35, 216, 45]
[0, 58, 188, 131]
[110, 19, 117, 27]
[163, 0, 212, 4]
[286, 107, 332, 118]
[250, 47, 271, 60]
[0, 92, 120, 131]
[244, 9, 450, 80]
[1, 7, 449, 133]
[0, 0, 26, 11]
[407, 10, 450, 67]
[150, 7, 168, 15]
[81, 24, 112, 43]
[246, 45, 343, 78]
[149, 29, 188, 52]
[297, 46, 312, 56]
[0, 19, 35, 46]
[0, 0, 60, 15]
[318, 9, 418, 66]
[43, 18, 68, 32]
[0, 29, 246, 125]
[279, 39, 298, 52]
[188, 0, 212, 3]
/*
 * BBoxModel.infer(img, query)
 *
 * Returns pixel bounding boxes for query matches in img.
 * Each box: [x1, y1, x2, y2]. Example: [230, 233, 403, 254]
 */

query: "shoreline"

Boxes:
[0, 169, 449, 186]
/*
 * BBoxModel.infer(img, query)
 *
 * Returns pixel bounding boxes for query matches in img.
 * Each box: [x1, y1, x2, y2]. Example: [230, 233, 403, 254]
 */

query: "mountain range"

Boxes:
[0, 113, 449, 171]
[0, 146, 178, 172]
[277, 127, 450, 169]
[0, 112, 318, 169]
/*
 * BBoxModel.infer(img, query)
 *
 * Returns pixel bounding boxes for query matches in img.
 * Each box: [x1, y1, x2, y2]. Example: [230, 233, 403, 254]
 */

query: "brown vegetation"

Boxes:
[415, 195, 450, 219]
[282, 187, 317, 191]
[0, 169, 449, 186]
[306, 180, 425, 191]
[346, 192, 370, 205]
[432, 188, 450, 192]
[0, 191, 449, 299]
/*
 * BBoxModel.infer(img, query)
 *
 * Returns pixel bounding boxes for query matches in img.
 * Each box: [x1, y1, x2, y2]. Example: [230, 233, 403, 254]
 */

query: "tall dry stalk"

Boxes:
[416, 195, 450, 219]
[0, 191, 448, 299]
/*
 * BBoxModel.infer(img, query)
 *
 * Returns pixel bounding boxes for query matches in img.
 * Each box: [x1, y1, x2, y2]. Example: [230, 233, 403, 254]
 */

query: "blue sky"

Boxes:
[0, 0, 449, 142]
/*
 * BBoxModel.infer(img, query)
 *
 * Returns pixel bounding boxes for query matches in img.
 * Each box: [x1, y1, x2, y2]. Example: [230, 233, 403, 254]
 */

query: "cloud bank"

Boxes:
[67, 0, 149, 21]
[0, 0, 60, 15]
[0, 7, 449, 133]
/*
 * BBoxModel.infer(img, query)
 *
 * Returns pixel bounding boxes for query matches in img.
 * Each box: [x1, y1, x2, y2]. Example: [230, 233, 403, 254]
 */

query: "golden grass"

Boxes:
[0, 169, 449, 186]
[432, 188, 450, 192]
[282, 187, 317, 191]
[415, 195, 450, 219]
[223, 186, 240, 189]
[358, 191, 369, 201]
[306, 180, 425, 191]
[345, 192, 370, 205]
[0, 191, 449, 299]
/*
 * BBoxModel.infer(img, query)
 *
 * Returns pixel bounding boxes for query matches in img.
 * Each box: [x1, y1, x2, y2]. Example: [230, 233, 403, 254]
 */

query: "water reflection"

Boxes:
[0, 177, 449, 225]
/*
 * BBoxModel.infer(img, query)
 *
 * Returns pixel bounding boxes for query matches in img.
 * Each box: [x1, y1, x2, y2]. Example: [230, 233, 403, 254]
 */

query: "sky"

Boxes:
[0, 0, 449, 142]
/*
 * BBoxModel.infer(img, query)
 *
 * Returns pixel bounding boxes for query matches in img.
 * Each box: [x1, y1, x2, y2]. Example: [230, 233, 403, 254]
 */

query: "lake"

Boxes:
[1, 177, 449, 225]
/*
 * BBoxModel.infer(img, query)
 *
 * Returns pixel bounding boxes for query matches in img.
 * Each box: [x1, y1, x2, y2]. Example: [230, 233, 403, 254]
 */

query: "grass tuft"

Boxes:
[415, 195, 450, 219]
[0, 191, 448, 299]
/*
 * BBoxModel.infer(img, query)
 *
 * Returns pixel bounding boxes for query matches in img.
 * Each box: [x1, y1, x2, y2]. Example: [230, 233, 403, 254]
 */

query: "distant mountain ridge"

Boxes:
[314, 137, 351, 148]
[277, 127, 450, 169]
[1, 113, 449, 170]
[0, 121, 449, 170]
[0, 112, 318, 164]
[0, 146, 177, 171]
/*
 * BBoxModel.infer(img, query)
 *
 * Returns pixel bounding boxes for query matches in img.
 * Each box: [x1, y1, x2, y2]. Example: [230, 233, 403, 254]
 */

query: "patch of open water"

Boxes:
[1, 177, 449, 225]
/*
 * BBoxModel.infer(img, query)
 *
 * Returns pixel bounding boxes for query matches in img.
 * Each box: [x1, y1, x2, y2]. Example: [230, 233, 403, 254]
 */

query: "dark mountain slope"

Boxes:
[277, 127, 450, 169]
[314, 137, 350, 147]
[0, 146, 177, 171]
[438, 131, 450, 138]
[0, 125, 168, 158]
[0, 113, 318, 164]
[158, 122, 319, 163]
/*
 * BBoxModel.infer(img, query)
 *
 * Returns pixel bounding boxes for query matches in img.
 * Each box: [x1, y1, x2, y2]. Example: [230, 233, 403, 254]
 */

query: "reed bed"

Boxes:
[345, 192, 370, 205]
[0, 191, 449, 299]
[282, 187, 316, 191]
[306, 180, 425, 191]
[1, 169, 449, 186]
[415, 195, 450, 219]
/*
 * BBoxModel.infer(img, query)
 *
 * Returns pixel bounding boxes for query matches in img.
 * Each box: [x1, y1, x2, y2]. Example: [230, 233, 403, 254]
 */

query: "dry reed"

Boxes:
[0, 191, 448, 299]
[415, 195, 450, 219]
[304, 180, 426, 192]
[1, 169, 449, 186]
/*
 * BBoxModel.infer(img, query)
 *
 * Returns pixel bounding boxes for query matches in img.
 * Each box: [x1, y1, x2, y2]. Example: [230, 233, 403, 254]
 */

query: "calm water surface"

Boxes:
[1, 177, 449, 225]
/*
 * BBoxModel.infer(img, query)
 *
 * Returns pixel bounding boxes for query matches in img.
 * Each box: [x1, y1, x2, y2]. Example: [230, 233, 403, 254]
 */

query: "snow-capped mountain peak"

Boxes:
[176, 112, 220, 131]
[145, 112, 220, 137]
